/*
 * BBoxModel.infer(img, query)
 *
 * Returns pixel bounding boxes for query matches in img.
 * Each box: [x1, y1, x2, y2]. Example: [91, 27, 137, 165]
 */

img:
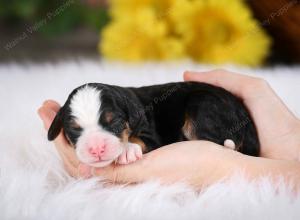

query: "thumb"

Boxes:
[38, 105, 70, 148]
[93, 156, 150, 184]
[38, 102, 80, 172]
[183, 69, 251, 98]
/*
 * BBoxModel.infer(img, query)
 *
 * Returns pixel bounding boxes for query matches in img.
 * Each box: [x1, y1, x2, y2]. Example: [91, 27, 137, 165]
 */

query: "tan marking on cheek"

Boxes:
[129, 136, 147, 152]
[65, 133, 76, 148]
[105, 112, 114, 123]
[182, 117, 197, 140]
[120, 123, 130, 143]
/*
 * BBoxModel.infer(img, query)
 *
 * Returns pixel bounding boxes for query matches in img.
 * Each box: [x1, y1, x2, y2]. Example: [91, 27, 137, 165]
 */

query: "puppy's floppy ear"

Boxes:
[112, 87, 147, 135]
[124, 97, 147, 136]
[47, 107, 65, 141]
[127, 104, 143, 132]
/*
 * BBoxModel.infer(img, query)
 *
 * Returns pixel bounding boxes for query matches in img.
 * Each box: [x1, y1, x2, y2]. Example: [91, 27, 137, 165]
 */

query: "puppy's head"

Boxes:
[48, 84, 143, 167]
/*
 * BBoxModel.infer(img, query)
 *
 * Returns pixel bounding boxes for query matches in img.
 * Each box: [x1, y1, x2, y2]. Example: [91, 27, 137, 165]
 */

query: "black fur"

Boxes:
[48, 82, 260, 156]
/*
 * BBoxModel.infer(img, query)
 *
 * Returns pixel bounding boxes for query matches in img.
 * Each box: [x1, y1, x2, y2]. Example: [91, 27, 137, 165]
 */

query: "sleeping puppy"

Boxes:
[48, 82, 260, 167]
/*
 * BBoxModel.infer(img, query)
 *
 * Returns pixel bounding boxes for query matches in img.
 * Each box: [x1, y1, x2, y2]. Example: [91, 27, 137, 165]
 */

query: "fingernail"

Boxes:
[42, 100, 50, 106]
[183, 71, 193, 78]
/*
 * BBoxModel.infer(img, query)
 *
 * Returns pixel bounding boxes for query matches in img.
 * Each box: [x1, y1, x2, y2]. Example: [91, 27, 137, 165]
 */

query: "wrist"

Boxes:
[198, 148, 246, 187]
[234, 153, 300, 190]
[293, 120, 300, 160]
[260, 119, 300, 161]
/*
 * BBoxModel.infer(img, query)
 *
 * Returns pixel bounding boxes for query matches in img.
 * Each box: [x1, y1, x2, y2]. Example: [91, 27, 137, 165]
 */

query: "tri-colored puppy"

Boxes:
[48, 82, 260, 167]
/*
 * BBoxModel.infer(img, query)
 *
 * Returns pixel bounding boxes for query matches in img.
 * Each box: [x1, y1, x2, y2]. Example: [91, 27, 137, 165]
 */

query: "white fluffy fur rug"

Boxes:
[0, 60, 300, 220]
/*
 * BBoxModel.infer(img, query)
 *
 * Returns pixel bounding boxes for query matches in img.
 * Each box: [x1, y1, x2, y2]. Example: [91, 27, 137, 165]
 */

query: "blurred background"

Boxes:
[0, 0, 299, 66]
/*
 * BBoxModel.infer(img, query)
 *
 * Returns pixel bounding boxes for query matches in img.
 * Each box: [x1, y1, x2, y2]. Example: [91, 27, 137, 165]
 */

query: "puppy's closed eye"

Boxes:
[64, 119, 83, 147]
[68, 120, 82, 134]
[70, 120, 81, 129]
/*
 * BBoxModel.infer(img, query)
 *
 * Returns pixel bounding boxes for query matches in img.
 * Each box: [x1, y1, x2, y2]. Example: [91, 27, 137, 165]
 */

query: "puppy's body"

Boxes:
[129, 82, 259, 155]
[48, 82, 260, 167]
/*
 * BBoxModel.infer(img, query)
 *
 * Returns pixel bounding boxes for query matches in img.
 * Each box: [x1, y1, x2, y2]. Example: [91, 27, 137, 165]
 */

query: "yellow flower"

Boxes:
[100, 7, 184, 61]
[100, 0, 271, 66]
[109, 0, 174, 20]
[170, 0, 271, 66]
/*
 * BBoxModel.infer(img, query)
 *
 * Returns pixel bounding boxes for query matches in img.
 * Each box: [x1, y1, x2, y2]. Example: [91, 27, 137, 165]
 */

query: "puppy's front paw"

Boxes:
[117, 143, 143, 165]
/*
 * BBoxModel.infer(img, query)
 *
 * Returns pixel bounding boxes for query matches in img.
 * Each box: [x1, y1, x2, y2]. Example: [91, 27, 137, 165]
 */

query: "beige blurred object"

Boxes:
[248, 0, 300, 62]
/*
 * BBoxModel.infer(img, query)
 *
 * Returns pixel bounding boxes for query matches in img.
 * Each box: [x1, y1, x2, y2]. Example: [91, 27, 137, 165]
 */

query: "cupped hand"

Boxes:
[38, 100, 239, 187]
[184, 69, 300, 161]
[38, 100, 81, 177]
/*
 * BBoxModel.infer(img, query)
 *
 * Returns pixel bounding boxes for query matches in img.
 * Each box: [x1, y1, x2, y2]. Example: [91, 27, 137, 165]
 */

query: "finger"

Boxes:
[38, 104, 80, 168]
[54, 136, 80, 165]
[183, 70, 256, 98]
[37, 106, 57, 130]
[37, 100, 61, 130]
[60, 153, 80, 177]
[78, 163, 92, 178]
[42, 100, 61, 113]
[94, 156, 149, 183]
[38, 105, 68, 145]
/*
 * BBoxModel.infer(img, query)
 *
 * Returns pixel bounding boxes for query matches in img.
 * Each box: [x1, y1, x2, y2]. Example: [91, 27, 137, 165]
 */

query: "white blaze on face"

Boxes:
[70, 85, 102, 128]
[70, 85, 123, 167]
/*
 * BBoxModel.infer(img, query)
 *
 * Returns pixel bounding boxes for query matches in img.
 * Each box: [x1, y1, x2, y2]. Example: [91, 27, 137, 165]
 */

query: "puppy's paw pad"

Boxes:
[117, 143, 143, 165]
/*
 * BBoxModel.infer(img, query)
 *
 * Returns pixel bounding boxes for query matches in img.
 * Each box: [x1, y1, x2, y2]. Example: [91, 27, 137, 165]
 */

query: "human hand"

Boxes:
[38, 100, 83, 177]
[184, 69, 300, 161]
[38, 100, 240, 186]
